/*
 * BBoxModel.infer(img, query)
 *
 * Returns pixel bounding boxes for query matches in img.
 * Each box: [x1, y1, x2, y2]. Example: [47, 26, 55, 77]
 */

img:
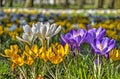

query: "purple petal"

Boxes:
[70, 29, 77, 35]
[102, 38, 108, 49]
[65, 33, 72, 38]
[77, 29, 86, 37]
[96, 27, 103, 36]
[101, 48, 108, 55]
[104, 54, 109, 59]
[61, 34, 67, 43]
[95, 39, 101, 49]
[97, 30, 106, 40]
[106, 41, 115, 52]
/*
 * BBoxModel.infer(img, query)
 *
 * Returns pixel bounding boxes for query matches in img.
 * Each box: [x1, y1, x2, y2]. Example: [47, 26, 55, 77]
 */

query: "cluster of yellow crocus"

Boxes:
[2, 45, 34, 69]
[109, 48, 120, 61]
[2, 43, 69, 69]
[47, 43, 69, 64]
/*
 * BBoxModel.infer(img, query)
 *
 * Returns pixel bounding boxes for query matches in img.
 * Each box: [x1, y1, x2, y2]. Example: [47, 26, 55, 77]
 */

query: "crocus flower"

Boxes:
[109, 49, 120, 61]
[33, 22, 61, 47]
[92, 37, 115, 58]
[85, 27, 106, 45]
[1, 45, 25, 69]
[33, 22, 61, 40]
[1, 45, 18, 58]
[38, 47, 48, 62]
[25, 44, 39, 59]
[61, 29, 87, 55]
[16, 24, 37, 44]
[46, 43, 69, 64]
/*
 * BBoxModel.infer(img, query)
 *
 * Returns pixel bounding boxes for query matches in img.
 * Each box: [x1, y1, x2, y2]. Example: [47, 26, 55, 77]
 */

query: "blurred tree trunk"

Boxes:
[31, 0, 34, 7]
[54, 0, 56, 6]
[64, 0, 69, 8]
[24, 0, 34, 7]
[108, 0, 114, 9]
[79, 0, 85, 9]
[39, 0, 43, 7]
[0, 0, 3, 7]
[98, 0, 104, 8]
[9, 0, 13, 7]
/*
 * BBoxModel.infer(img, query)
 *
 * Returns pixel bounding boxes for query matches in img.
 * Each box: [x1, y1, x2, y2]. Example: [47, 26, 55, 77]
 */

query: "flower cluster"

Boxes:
[1, 11, 120, 79]
[1, 11, 120, 40]
[2, 43, 69, 70]
[61, 27, 116, 58]
[16, 22, 61, 46]
[1, 22, 69, 70]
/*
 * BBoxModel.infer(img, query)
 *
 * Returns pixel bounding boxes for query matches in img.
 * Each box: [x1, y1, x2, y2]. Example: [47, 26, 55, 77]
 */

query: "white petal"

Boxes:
[31, 23, 37, 34]
[50, 26, 61, 37]
[23, 25, 31, 33]
[40, 25, 46, 37]
[16, 36, 29, 43]
[52, 26, 61, 36]
[45, 22, 50, 35]
[22, 33, 33, 43]
[46, 23, 57, 36]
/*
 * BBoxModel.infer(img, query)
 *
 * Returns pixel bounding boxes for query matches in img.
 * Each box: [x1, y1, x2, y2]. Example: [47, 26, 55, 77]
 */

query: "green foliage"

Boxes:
[0, 60, 16, 79]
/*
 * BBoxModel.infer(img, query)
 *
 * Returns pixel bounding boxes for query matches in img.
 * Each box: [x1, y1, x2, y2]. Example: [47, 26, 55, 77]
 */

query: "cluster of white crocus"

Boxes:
[16, 22, 61, 46]
[16, 25, 36, 44]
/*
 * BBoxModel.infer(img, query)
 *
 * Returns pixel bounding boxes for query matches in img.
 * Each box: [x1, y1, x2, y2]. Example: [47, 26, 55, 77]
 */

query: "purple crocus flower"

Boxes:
[61, 29, 87, 55]
[92, 37, 115, 59]
[84, 27, 106, 45]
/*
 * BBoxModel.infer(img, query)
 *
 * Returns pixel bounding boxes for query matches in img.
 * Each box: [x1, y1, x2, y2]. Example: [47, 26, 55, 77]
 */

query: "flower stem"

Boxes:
[55, 65, 58, 79]
[97, 55, 101, 79]
[94, 61, 97, 78]
[42, 62, 46, 77]
[47, 38, 50, 49]
[18, 66, 28, 79]
[31, 63, 36, 79]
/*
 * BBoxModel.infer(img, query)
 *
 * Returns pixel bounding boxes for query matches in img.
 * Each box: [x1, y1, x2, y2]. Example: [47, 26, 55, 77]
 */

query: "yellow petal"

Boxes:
[25, 44, 35, 58]
[32, 44, 38, 54]
[50, 56, 63, 64]
[57, 44, 64, 57]
[10, 45, 19, 54]
[25, 56, 34, 65]
[12, 54, 24, 66]
[115, 50, 119, 57]
[12, 63, 16, 70]
[64, 43, 69, 55]
[39, 47, 48, 62]
[4, 49, 12, 57]
[25, 44, 30, 53]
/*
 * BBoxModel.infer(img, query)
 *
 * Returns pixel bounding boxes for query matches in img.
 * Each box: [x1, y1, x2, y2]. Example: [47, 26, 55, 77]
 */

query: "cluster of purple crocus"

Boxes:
[61, 27, 116, 58]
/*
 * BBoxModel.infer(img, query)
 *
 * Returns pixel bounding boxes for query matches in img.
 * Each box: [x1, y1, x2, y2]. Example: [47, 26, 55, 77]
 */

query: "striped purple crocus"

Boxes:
[84, 27, 106, 45]
[92, 37, 115, 59]
[61, 29, 87, 56]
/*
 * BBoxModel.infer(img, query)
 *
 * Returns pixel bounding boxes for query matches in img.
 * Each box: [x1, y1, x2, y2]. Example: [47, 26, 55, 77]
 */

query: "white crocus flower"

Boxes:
[34, 22, 61, 47]
[34, 22, 61, 40]
[16, 25, 37, 44]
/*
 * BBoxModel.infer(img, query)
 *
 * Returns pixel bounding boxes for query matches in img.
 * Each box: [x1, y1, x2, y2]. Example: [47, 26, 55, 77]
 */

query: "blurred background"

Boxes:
[0, 0, 120, 42]
[0, 0, 120, 9]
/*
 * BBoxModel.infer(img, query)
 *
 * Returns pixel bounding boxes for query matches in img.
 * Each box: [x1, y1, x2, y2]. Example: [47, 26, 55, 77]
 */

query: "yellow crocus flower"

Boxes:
[109, 49, 120, 61]
[8, 31, 18, 40]
[25, 44, 39, 59]
[11, 54, 24, 66]
[0, 26, 3, 35]
[117, 23, 120, 31]
[3, 45, 18, 58]
[23, 52, 34, 65]
[39, 47, 48, 62]
[2, 45, 25, 69]
[46, 43, 69, 64]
